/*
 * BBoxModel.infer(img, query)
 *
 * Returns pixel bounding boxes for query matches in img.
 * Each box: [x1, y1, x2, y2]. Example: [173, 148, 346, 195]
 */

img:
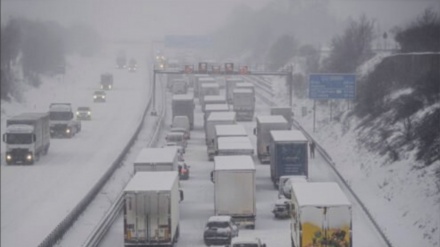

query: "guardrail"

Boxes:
[38, 70, 156, 247]
[82, 80, 168, 247]
[253, 76, 393, 247]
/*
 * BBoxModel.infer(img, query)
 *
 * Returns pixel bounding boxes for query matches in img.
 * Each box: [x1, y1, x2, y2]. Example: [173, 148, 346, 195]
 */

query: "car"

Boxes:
[100, 73, 113, 90]
[203, 216, 239, 246]
[93, 90, 106, 102]
[128, 58, 137, 72]
[272, 197, 291, 219]
[76, 106, 92, 120]
[178, 162, 190, 180]
[231, 237, 267, 247]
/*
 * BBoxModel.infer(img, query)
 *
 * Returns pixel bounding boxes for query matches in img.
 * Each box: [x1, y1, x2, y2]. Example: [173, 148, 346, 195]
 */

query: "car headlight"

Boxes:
[102, 96, 106, 99]
[6, 154, 12, 160]
[109, 85, 112, 89]
[94, 95, 97, 99]
[66, 129, 71, 133]
[87, 111, 91, 115]
[26, 154, 33, 160]
[76, 112, 79, 115]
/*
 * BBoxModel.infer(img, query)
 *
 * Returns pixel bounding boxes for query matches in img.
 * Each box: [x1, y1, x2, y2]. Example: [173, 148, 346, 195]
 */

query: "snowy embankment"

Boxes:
[271, 53, 439, 247]
[0, 44, 149, 247]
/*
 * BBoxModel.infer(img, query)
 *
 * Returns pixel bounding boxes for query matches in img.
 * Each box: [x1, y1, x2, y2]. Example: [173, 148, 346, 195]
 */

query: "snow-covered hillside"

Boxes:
[271, 53, 439, 247]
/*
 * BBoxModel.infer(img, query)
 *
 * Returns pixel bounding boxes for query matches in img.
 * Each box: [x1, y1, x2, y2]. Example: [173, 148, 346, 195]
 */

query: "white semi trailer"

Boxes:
[123, 171, 181, 247]
[133, 147, 178, 173]
[213, 155, 256, 229]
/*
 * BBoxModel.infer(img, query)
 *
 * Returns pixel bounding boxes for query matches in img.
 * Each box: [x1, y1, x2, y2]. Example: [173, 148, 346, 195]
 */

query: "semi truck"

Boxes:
[171, 78, 188, 94]
[254, 115, 289, 164]
[123, 171, 181, 247]
[200, 82, 220, 107]
[193, 74, 210, 97]
[270, 106, 293, 129]
[213, 155, 256, 229]
[100, 73, 114, 90]
[49, 103, 81, 138]
[269, 130, 309, 188]
[205, 111, 236, 153]
[216, 136, 254, 157]
[133, 147, 178, 173]
[3, 113, 50, 165]
[225, 77, 244, 104]
[172, 94, 195, 130]
[204, 104, 230, 129]
[290, 182, 352, 247]
[202, 95, 226, 112]
[233, 88, 255, 121]
[212, 124, 247, 159]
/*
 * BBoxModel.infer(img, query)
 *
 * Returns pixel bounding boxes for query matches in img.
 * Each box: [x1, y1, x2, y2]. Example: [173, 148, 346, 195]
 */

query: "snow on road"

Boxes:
[1, 44, 150, 247]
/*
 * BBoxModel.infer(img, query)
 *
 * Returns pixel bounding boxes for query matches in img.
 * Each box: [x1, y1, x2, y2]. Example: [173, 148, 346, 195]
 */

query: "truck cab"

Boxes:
[100, 73, 113, 90]
[49, 103, 81, 138]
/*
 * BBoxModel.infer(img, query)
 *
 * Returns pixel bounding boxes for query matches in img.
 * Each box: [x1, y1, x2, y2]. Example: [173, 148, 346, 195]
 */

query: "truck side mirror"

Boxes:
[179, 190, 184, 202]
[210, 170, 214, 183]
[253, 128, 256, 135]
[70, 112, 74, 119]
[266, 145, 270, 154]
[2, 134, 6, 143]
[33, 134, 36, 142]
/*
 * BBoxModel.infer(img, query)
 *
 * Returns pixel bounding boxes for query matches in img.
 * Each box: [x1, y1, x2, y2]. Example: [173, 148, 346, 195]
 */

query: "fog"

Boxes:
[2, 0, 438, 44]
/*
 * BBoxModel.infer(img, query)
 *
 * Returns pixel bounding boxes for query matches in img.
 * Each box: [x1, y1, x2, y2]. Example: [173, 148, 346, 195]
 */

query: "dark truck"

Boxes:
[49, 103, 81, 138]
[100, 73, 113, 90]
[116, 53, 127, 69]
[269, 130, 309, 188]
[172, 94, 195, 130]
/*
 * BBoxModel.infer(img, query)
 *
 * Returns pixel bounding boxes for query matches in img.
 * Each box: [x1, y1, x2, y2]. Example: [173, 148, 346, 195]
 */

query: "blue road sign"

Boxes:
[164, 35, 212, 48]
[309, 74, 356, 99]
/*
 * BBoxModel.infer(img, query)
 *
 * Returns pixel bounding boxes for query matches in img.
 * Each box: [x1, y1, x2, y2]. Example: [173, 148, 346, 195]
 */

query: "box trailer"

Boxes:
[133, 147, 178, 173]
[225, 77, 244, 104]
[270, 106, 293, 129]
[212, 124, 248, 160]
[3, 113, 50, 165]
[269, 130, 309, 188]
[172, 94, 195, 130]
[206, 111, 236, 153]
[254, 115, 289, 164]
[202, 95, 226, 112]
[233, 88, 255, 121]
[204, 104, 230, 129]
[290, 182, 352, 247]
[217, 136, 254, 157]
[214, 155, 256, 229]
[123, 171, 181, 247]
[200, 82, 220, 107]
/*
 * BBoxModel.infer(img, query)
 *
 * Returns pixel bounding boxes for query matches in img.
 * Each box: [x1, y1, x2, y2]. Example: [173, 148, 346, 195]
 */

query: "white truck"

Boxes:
[236, 82, 255, 94]
[133, 147, 178, 173]
[290, 182, 352, 247]
[217, 136, 254, 157]
[202, 95, 226, 112]
[225, 77, 244, 104]
[271, 106, 293, 129]
[213, 155, 256, 229]
[212, 124, 248, 160]
[205, 111, 236, 154]
[123, 171, 181, 247]
[204, 103, 230, 129]
[3, 113, 50, 165]
[254, 115, 289, 164]
[172, 94, 195, 130]
[49, 103, 81, 138]
[233, 88, 255, 121]
[172, 78, 188, 94]
[200, 82, 220, 106]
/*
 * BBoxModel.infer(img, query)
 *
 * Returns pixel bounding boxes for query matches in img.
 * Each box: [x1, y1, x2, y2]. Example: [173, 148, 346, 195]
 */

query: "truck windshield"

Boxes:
[50, 111, 71, 120]
[207, 222, 229, 228]
[6, 133, 33, 144]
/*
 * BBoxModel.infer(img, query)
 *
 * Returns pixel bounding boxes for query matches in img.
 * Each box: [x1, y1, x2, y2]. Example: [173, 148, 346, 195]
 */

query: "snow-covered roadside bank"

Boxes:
[270, 74, 439, 247]
[1, 43, 150, 247]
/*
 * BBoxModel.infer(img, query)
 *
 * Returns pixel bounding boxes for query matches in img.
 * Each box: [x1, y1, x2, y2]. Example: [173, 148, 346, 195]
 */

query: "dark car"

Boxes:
[93, 90, 106, 102]
[178, 162, 190, 180]
[100, 73, 113, 90]
[203, 216, 239, 246]
[76, 106, 92, 120]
